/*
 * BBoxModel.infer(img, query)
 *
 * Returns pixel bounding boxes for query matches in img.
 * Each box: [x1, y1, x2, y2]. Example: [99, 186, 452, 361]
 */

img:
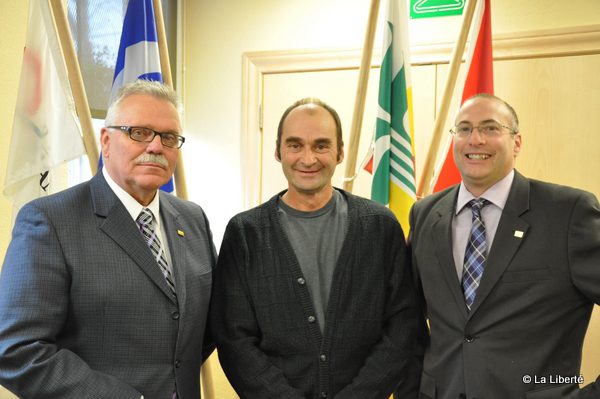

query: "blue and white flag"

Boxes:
[110, 0, 162, 102]
[109, 0, 174, 192]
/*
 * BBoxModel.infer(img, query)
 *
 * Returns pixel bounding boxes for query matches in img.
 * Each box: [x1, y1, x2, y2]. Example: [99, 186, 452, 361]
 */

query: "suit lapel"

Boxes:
[91, 173, 177, 303]
[159, 193, 186, 308]
[432, 187, 469, 320]
[468, 171, 530, 315]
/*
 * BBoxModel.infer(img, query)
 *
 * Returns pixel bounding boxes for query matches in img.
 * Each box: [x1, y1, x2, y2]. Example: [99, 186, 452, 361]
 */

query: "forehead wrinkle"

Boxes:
[457, 118, 502, 126]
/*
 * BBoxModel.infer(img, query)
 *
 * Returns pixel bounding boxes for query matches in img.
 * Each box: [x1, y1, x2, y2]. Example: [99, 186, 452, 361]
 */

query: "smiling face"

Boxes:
[277, 104, 344, 209]
[100, 93, 181, 205]
[453, 96, 522, 196]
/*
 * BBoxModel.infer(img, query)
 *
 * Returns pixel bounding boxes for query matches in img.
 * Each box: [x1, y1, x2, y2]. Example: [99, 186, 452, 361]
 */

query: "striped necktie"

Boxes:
[136, 208, 176, 294]
[461, 198, 490, 310]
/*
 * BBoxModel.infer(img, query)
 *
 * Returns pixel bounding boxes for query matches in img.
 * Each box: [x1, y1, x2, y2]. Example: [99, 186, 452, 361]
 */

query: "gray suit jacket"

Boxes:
[0, 172, 216, 399]
[409, 171, 600, 399]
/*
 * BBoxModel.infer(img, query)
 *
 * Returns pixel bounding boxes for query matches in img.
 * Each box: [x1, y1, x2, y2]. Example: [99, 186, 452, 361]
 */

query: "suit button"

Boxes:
[308, 316, 316, 323]
[172, 311, 180, 320]
[297, 277, 306, 285]
[464, 335, 475, 343]
[175, 359, 181, 368]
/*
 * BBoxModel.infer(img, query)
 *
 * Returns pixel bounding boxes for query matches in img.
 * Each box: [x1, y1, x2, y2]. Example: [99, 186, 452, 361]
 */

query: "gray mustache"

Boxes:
[136, 153, 169, 167]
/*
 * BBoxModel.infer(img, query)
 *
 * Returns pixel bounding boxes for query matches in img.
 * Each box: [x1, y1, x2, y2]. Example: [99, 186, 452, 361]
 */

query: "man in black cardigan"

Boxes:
[211, 98, 425, 398]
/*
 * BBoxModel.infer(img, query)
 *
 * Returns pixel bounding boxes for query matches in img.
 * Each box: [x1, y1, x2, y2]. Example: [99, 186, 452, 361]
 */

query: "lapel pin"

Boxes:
[177, 230, 185, 237]
[514, 230, 524, 238]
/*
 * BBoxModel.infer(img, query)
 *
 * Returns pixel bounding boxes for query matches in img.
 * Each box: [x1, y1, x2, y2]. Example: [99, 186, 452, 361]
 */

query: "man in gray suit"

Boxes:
[0, 80, 216, 398]
[410, 93, 600, 398]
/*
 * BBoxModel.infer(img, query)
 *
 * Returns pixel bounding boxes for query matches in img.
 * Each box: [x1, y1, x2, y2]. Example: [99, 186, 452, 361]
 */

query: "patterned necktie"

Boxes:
[462, 198, 490, 310]
[136, 208, 176, 293]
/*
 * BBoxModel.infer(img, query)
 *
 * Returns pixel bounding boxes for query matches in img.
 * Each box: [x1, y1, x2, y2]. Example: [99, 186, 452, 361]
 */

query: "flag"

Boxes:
[3, 0, 86, 211]
[371, 0, 416, 232]
[431, 0, 493, 192]
[108, 0, 174, 192]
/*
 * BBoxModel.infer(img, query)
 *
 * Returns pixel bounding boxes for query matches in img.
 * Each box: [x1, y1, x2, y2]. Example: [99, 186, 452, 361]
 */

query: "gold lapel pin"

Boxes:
[177, 230, 185, 237]
[514, 230, 524, 238]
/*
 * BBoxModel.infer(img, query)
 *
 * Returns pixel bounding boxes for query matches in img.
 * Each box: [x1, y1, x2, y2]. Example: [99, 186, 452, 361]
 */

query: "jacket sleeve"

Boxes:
[333, 217, 426, 399]
[210, 218, 305, 399]
[569, 191, 600, 397]
[0, 203, 141, 399]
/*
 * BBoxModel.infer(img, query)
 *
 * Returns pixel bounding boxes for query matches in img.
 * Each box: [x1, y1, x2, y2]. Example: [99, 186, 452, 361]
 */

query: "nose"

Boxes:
[299, 147, 317, 165]
[146, 134, 164, 153]
[467, 127, 486, 144]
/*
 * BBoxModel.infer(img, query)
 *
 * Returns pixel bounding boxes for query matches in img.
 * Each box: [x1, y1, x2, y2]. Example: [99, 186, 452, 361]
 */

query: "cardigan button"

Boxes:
[297, 277, 306, 285]
[320, 392, 328, 398]
[307, 316, 316, 323]
[319, 354, 327, 362]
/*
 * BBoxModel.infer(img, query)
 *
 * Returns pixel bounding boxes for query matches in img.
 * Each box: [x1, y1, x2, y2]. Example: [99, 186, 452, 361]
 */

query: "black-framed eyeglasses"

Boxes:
[107, 126, 185, 149]
[450, 121, 516, 139]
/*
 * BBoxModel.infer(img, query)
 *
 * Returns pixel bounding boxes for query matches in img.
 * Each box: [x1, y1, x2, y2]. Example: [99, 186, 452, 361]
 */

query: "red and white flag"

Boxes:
[432, 0, 493, 192]
[3, 1, 85, 211]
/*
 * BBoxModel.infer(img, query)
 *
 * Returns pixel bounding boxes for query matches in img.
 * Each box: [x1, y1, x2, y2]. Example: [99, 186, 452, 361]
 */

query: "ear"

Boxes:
[100, 127, 111, 159]
[274, 147, 281, 162]
[337, 146, 344, 164]
[513, 133, 522, 157]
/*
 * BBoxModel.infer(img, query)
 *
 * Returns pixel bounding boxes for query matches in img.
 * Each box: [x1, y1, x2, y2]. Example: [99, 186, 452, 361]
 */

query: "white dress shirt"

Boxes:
[102, 168, 174, 275]
[451, 169, 515, 280]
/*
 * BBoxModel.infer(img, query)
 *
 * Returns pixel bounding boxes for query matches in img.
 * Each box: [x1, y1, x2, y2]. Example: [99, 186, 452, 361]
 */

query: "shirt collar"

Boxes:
[102, 167, 161, 224]
[456, 169, 515, 215]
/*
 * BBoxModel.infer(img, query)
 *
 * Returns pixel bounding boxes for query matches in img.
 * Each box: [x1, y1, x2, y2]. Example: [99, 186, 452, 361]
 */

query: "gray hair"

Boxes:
[105, 79, 181, 126]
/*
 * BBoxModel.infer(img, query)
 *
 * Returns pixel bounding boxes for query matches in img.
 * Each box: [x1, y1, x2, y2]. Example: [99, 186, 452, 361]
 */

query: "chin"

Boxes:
[138, 177, 171, 191]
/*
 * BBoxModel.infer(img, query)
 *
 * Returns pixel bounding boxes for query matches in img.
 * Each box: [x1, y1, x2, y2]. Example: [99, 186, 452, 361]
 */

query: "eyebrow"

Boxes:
[284, 136, 302, 144]
[284, 137, 333, 145]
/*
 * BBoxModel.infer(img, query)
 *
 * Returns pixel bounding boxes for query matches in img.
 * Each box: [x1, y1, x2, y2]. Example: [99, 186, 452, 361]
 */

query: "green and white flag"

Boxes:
[371, 0, 416, 232]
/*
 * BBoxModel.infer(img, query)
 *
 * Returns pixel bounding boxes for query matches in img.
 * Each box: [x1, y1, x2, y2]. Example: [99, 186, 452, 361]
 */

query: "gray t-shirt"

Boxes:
[277, 190, 348, 333]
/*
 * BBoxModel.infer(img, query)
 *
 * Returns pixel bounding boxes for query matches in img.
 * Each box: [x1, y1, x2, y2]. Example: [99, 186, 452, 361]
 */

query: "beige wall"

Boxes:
[181, 0, 600, 243]
[1, 1, 599, 398]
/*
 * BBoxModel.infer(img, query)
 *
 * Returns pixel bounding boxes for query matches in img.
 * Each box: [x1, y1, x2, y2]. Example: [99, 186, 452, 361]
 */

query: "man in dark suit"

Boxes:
[0, 80, 216, 398]
[410, 93, 600, 398]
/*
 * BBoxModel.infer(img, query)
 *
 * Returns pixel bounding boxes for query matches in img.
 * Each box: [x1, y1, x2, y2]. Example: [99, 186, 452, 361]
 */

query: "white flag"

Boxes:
[3, 0, 86, 211]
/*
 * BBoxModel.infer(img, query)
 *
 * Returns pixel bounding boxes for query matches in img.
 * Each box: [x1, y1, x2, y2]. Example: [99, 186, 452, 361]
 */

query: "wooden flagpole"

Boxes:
[150, 4, 214, 397]
[342, 0, 381, 192]
[48, 0, 99, 174]
[153, 0, 189, 201]
[416, 0, 478, 197]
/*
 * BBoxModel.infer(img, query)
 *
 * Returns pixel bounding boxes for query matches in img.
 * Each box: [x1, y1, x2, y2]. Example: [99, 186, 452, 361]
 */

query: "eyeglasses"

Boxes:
[107, 126, 185, 149]
[450, 122, 516, 138]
